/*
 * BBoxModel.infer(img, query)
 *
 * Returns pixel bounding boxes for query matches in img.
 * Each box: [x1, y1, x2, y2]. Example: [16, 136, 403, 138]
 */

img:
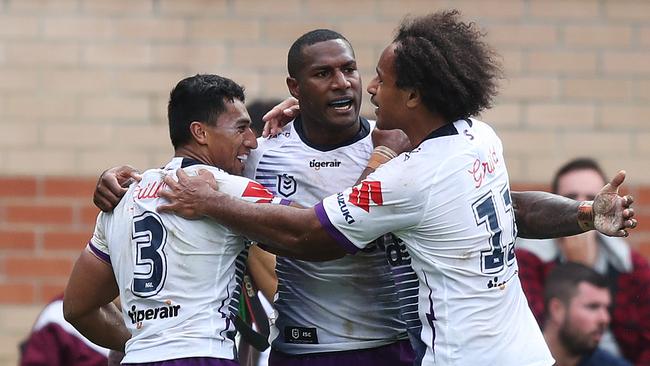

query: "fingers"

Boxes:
[623, 195, 634, 207]
[116, 165, 142, 185]
[625, 218, 638, 229]
[623, 207, 635, 219]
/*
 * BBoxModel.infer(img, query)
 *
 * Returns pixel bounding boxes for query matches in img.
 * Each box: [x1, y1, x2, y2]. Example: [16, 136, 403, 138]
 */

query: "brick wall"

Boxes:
[1, 0, 649, 364]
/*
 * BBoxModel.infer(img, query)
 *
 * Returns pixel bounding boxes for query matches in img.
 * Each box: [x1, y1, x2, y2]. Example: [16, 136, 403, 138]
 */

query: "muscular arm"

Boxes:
[63, 249, 130, 351]
[513, 170, 636, 239]
[512, 191, 583, 239]
[158, 170, 345, 261]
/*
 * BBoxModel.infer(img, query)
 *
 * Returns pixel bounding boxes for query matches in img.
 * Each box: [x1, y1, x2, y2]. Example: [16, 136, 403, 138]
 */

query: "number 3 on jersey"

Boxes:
[472, 186, 517, 274]
[132, 211, 168, 297]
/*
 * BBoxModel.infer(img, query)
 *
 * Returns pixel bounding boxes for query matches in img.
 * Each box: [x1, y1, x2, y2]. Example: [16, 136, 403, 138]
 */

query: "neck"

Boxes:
[299, 114, 361, 148]
[406, 110, 447, 147]
[174, 146, 211, 166]
[544, 328, 581, 366]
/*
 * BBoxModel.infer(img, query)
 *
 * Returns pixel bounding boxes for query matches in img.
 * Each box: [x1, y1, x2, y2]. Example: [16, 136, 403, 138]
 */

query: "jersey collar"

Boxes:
[293, 116, 371, 152]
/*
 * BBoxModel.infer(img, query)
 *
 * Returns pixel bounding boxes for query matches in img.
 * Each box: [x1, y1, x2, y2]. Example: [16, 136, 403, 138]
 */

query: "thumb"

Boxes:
[603, 170, 626, 193]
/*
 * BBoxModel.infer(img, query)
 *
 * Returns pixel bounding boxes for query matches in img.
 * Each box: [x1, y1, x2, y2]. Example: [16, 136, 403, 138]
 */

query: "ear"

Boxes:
[286, 77, 299, 99]
[548, 298, 566, 325]
[405, 88, 421, 109]
[190, 121, 208, 145]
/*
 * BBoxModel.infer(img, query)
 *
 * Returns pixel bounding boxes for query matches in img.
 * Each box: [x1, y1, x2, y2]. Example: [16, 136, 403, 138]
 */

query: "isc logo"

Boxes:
[348, 181, 383, 212]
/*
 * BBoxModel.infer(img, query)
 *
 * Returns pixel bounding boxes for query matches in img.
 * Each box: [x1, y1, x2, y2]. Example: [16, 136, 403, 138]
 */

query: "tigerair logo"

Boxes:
[310, 159, 341, 170]
[128, 300, 181, 329]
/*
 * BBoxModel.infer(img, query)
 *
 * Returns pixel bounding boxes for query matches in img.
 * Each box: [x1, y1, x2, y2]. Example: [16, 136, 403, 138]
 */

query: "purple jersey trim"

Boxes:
[88, 241, 111, 264]
[279, 198, 292, 206]
[314, 202, 359, 254]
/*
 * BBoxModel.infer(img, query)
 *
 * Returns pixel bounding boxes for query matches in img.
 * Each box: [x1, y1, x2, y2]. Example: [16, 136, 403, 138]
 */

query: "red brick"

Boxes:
[43, 177, 96, 198]
[0, 177, 37, 197]
[80, 207, 100, 227]
[636, 187, 650, 206]
[6, 205, 73, 225]
[40, 282, 66, 302]
[43, 231, 91, 251]
[0, 230, 35, 250]
[4, 256, 73, 278]
[0, 282, 36, 303]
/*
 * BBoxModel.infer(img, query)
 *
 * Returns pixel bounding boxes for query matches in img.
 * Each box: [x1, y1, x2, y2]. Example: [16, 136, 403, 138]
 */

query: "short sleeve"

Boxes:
[88, 212, 111, 264]
[315, 159, 426, 254]
[212, 171, 290, 205]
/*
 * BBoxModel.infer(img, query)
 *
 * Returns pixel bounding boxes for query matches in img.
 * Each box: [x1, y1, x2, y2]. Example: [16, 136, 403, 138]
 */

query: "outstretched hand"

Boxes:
[157, 169, 219, 220]
[93, 165, 142, 212]
[593, 170, 637, 237]
[262, 97, 300, 137]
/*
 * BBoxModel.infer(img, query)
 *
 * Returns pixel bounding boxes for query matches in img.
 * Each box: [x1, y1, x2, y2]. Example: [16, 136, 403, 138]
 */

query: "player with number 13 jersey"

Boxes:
[317, 118, 554, 365]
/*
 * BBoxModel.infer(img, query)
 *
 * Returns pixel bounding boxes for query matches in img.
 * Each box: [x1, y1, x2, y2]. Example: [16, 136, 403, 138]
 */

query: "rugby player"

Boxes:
[63, 74, 277, 366]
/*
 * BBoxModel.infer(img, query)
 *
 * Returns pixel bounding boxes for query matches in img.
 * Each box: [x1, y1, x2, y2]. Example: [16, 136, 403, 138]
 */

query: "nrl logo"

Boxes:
[277, 174, 297, 197]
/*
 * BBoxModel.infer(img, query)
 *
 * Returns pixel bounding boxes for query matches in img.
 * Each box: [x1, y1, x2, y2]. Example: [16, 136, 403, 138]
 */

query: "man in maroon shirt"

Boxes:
[517, 158, 650, 366]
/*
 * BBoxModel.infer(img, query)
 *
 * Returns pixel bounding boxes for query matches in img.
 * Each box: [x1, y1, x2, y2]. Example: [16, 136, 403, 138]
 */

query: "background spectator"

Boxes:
[517, 158, 650, 365]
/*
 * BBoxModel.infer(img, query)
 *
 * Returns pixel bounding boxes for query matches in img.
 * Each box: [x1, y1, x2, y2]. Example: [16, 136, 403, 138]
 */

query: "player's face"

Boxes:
[556, 169, 605, 201]
[289, 39, 361, 129]
[206, 99, 257, 176]
[367, 43, 410, 130]
[558, 282, 610, 354]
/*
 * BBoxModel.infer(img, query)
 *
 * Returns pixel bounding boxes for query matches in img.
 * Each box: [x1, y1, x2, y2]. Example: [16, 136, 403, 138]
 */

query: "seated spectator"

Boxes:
[19, 294, 109, 366]
[517, 158, 650, 365]
[543, 262, 631, 366]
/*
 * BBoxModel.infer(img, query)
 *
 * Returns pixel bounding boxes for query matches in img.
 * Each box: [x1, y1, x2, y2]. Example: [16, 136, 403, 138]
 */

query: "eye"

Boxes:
[315, 70, 329, 78]
[344, 66, 357, 74]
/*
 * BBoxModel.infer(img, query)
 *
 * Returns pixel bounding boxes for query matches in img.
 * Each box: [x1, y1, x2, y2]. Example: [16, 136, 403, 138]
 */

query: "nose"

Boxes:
[598, 307, 610, 325]
[243, 128, 258, 149]
[332, 70, 351, 90]
[367, 77, 377, 95]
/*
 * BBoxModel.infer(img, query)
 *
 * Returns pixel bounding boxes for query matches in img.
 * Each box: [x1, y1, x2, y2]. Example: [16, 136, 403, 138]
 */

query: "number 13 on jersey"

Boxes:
[472, 186, 517, 274]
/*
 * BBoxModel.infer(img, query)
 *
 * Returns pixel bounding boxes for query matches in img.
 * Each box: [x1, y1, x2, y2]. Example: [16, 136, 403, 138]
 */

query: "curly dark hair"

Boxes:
[168, 74, 245, 149]
[393, 10, 502, 122]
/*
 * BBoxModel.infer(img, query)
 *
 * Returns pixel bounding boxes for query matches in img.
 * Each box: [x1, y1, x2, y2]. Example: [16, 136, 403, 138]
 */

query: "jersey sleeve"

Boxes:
[314, 159, 426, 254]
[210, 169, 291, 206]
[88, 212, 111, 264]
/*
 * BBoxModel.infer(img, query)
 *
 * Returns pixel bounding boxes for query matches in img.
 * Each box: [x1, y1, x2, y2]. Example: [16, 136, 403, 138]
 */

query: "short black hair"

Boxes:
[544, 262, 609, 317]
[168, 74, 245, 149]
[246, 99, 282, 137]
[393, 10, 502, 122]
[287, 29, 352, 78]
[551, 158, 608, 194]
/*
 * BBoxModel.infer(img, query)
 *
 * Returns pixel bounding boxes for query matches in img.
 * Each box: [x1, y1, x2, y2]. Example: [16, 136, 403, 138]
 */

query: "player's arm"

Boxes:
[513, 170, 636, 239]
[63, 248, 130, 351]
[158, 169, 344, 261]
[247, 244, 277, 302]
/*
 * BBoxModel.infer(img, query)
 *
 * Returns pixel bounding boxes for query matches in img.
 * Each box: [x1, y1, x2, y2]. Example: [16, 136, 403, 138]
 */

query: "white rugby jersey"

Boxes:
[89, 157, 279, 363]
[317, 119, 555, 366]
[244, 117, 413, 354]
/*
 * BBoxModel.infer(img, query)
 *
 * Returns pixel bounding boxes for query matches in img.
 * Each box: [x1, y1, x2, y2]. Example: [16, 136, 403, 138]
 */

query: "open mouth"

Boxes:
[237, 155, 248, 165]
[328, 98, 353, 111]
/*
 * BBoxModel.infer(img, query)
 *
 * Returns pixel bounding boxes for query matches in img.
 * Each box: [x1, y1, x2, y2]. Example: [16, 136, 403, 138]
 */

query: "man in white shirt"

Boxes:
[63, 74, 281, 366]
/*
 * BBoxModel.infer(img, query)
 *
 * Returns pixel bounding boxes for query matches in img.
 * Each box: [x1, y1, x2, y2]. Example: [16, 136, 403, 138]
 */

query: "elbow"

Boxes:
[62, 296, 83, 326]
